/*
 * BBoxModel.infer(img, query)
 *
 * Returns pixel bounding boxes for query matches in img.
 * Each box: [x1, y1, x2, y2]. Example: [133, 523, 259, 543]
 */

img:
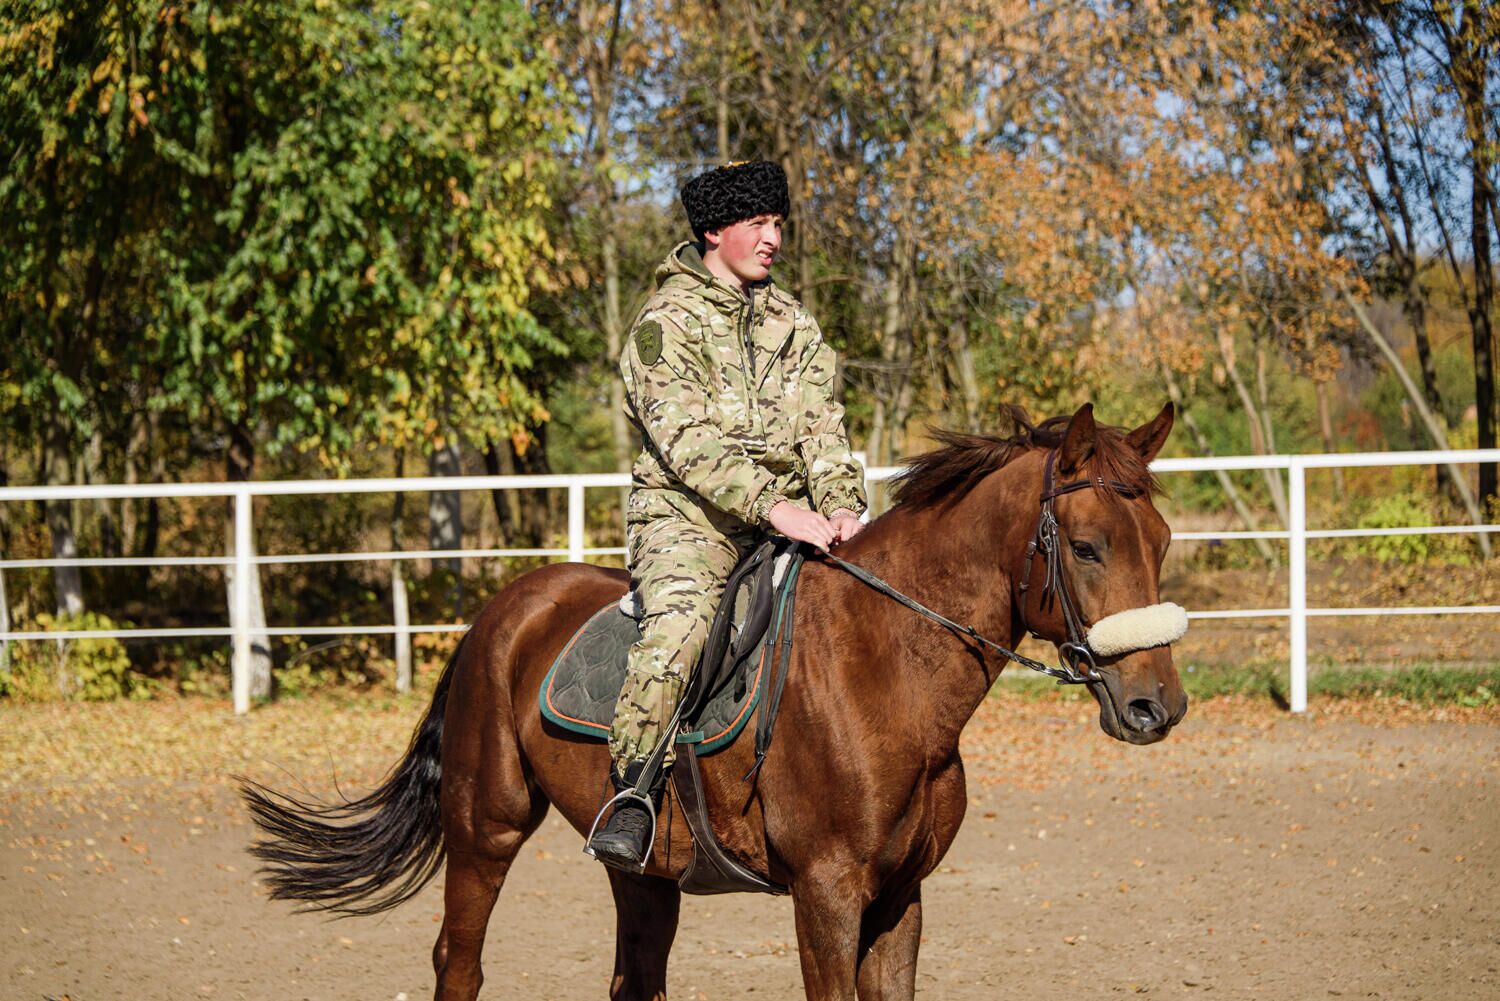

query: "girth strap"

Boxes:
[745, 550, 805, 780]
[672, 743, 788, 895]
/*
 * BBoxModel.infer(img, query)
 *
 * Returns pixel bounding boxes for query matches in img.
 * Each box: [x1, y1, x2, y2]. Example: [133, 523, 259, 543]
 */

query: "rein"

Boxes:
[822, 448, 1145, 686]
[819, 550, 1095, 685]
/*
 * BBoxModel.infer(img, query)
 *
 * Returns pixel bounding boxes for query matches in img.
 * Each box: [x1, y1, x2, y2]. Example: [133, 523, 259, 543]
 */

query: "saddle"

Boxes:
[540, 537, 804, 894]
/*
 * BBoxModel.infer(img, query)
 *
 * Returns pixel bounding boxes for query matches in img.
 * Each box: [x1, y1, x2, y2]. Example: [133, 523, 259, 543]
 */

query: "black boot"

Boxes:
[585, 760, 661, 872]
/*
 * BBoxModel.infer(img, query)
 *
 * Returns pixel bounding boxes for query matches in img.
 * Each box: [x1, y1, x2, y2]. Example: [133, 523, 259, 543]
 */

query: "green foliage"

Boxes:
[545, 373, 627, 476]
[2, 0, 573, 478]
[273, 636, 391, 699]
[1344, 486, 1473, 565]
[991, 660, 1500, 706]
[167, 644, 231, 698]
[1353, 492, 1433, 563]
[1308, 665, 1499, 705]
[0, 612, 150, 701]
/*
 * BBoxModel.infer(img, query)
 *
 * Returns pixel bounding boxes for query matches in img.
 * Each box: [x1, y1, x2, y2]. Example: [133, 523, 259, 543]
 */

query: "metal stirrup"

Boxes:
[583, 788, 660, 873]
[583, 696, 688, 870]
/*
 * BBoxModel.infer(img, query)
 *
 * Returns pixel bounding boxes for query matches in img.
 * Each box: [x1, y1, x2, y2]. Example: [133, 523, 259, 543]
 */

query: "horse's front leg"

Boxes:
[855, 885, 921, 1001]
[791, 865, 874, 1001]
[608, 869, 681, 1001]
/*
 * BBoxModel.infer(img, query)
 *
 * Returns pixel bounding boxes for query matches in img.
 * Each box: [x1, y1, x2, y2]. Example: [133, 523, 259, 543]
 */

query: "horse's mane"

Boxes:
[888, 404, 1159, 512]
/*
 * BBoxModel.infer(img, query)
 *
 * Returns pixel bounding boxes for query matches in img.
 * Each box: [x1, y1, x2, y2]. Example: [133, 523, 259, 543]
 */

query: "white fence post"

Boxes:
[232, 487, 252, 715]
[568, 483, 585, 564]
[1288, 460, 1308, 713]
[0, 560, 9, 676]
[392, 560, 411, 694]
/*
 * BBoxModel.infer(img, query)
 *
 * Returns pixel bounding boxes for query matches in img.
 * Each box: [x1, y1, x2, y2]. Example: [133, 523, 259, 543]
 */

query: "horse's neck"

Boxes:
[823, 458, 1039, 747]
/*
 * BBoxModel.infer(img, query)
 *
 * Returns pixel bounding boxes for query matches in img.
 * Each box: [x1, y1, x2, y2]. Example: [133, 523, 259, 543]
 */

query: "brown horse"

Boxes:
[243, 402, 1187, 1001]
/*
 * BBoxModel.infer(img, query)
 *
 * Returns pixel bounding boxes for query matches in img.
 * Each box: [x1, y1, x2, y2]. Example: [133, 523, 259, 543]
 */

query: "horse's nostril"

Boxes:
[1127, 698, 1169, 732]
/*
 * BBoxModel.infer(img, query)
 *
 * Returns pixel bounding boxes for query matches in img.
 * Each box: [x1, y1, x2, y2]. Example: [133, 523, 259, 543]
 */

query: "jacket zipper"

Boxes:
[742, 286, 756, 374]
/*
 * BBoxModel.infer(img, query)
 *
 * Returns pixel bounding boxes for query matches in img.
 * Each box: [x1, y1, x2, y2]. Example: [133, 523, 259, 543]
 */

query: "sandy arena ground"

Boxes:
[2, 695, 1497, 1001]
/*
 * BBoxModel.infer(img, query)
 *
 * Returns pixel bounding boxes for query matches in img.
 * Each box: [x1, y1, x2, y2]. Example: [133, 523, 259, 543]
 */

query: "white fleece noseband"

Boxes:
[1085, 602, 1189, 657]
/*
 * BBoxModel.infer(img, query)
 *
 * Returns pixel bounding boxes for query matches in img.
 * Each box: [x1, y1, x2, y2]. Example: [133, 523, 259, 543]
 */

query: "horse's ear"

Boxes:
[1058, 403, 1096, 475]
[1126, 402, 1175, 464]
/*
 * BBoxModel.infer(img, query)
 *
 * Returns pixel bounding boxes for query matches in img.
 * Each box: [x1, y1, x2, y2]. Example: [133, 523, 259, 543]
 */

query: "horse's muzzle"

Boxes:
[1093, 667, 1187, 745]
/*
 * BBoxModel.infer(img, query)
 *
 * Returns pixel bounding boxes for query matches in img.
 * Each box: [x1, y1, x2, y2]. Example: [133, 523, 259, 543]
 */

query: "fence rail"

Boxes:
[2, 449, 1497, 714]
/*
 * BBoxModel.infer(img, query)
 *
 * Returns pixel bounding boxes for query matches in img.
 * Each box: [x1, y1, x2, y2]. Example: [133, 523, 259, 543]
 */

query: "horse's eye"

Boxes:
[1071, 541, 1100, 562]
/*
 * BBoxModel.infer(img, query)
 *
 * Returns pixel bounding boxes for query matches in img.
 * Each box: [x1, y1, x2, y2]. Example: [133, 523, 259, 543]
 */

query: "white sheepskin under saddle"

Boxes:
[1085, 602, 1189, 657]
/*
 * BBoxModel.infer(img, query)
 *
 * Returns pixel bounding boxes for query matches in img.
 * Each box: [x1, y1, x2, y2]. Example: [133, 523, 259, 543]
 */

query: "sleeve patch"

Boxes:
[634, 320, 663, 365]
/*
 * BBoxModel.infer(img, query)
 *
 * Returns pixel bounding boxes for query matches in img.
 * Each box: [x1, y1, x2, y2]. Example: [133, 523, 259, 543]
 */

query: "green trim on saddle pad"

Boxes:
[538, 599, 767, 756]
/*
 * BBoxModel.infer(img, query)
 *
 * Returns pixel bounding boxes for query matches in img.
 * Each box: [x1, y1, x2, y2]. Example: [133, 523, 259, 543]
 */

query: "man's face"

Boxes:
[704, 213, 784, 287]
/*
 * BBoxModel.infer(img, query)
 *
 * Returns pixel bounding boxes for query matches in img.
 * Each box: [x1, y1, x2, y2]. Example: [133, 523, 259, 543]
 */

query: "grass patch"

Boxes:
[992, 660, 1500, 706]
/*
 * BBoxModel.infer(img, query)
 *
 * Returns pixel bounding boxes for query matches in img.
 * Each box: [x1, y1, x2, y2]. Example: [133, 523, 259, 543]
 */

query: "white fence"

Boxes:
[1, 450, 1497, 715]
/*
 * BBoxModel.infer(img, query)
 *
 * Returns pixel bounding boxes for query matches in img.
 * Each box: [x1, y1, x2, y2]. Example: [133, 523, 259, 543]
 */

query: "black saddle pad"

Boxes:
[539, 539, 800, 755]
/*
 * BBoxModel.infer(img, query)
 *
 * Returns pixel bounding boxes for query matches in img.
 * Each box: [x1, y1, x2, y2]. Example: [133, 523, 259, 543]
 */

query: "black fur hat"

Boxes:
[680, 160, 791, 240]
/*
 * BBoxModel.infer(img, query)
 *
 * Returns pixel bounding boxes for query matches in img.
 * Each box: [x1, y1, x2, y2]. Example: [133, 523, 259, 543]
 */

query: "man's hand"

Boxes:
[767, 501, 837, 552]
[827, 509, 865, 544]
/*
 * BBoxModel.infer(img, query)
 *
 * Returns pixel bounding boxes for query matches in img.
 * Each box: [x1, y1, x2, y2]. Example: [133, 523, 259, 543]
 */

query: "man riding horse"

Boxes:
[586, 160, 868, 869]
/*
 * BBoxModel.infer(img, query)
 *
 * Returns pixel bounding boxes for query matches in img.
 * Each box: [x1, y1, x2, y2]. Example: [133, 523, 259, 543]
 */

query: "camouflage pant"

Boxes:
[608, 516, 754, 768]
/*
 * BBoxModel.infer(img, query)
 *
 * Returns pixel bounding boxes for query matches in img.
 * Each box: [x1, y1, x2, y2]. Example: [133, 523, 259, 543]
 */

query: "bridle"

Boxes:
[822, 447, 1144, 686]
[1017, 448, 1144, 683]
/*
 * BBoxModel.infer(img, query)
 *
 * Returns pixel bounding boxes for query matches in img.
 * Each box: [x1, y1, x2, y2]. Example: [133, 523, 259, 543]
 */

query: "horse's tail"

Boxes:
[240, 632, 466, 917]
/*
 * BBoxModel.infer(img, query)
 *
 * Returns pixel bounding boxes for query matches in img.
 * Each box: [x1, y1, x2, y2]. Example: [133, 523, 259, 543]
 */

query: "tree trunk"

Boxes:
[224, 422, 273, 700]
[1161, 366, 1277, 564]
[583, 0, 632, 516]
[0, 444, 9, 676]
[866, 232, 915, 485]
[1216, 328, 1289, 528]
[887, 263, 921, 461]
[86, 428, 121, 560]
[1404, 275, 1446, 427]
[787, 145, 816, 315]
[1254, 340, 1279, 461]
[1360, 89, 1448, 428]
[1399, 275, 1462, 503]
[864, 291, 897, 477]
[1342, 283, 1492, 559]
[740, 16, 808, 308]
[391, 447, 411, 695]
[1446, 0, 1498, 514]
[1313, 378, 1346, 501]
[950, 317, 983, 433]
[0, 555, 9, 678]
[428, 438, 463, 617]
[1380, 267, 1464, 505]
[0, 441, 8, 552]
[141, 411, 164, 559]
[1468, 155, 1497, 512]
[122, 409, 148, 554]
[715, 6, 730, 164]
[601, 212, 631, 522]
[43, 413, 84, 618]
[517, 426, 557, 545]
[483, 438, 526, 544]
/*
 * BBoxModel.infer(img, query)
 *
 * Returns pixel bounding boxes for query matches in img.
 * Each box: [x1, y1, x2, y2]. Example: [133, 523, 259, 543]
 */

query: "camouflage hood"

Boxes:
[653, 241, 765, 316]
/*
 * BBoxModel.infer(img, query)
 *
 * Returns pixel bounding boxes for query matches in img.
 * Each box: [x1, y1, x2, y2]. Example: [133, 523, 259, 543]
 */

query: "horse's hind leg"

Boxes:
[432, 719, 548, 999]
[607, 869, 681, 1001]
[432, 846, 520, 1001]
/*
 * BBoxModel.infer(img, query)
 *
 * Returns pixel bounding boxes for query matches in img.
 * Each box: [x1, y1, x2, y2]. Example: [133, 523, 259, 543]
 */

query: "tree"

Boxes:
[3, 0, 570, 696]
[0, 1, 169, 615]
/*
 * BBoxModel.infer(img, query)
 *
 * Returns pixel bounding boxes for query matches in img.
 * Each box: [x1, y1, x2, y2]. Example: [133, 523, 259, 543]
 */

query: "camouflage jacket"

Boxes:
[620, 242, 867, 534]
